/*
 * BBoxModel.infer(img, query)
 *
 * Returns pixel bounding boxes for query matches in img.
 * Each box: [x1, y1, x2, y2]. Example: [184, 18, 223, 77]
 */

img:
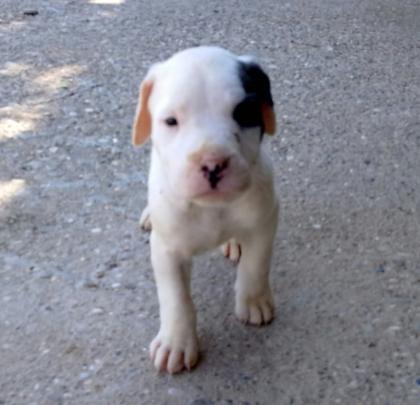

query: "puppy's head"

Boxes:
[133, 46, 276, 205]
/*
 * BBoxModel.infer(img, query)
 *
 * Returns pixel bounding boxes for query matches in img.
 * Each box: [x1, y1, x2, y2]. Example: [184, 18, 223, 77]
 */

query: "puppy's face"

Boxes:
[133, 47, 276, 205]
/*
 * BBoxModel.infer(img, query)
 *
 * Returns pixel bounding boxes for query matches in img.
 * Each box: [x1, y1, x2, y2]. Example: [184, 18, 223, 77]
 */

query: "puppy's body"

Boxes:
[149, 147, 277, 257]
[133, 47, 278, 373]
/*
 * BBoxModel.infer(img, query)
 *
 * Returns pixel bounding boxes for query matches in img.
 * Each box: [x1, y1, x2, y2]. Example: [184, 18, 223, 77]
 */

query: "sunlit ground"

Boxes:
[0, 64, 85, 141]
[0, 179, 26, 206]
[0, 104, 40, 140]
[32, 64, 84, 93]
[0, 62, 30, 77]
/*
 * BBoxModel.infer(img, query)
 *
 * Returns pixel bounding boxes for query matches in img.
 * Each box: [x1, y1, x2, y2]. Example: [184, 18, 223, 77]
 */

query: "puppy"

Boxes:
[132, 46, 278, 374]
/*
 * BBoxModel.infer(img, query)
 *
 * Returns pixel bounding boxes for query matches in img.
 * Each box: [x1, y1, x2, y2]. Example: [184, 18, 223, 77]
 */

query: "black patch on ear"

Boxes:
[233, 94, 262, 129]
[233, 61, 274, 135]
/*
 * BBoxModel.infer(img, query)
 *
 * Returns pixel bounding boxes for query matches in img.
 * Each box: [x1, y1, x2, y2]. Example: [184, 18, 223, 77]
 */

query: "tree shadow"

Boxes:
[0, 0, 131, 198]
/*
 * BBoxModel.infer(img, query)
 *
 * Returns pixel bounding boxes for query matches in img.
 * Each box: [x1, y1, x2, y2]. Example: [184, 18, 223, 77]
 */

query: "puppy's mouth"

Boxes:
[194, 188, 233, 199]
[174, 155, 251, 204]
[191, 190, 239, 206]
[189, 177, 251, 205]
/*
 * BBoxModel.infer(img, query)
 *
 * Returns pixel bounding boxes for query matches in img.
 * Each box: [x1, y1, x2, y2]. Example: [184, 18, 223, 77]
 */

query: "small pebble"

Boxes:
[90, 307, 104, 315]
[348, 380, 358, 389]
[168, 387, 184, 397]
[95, 270, 106, 278]
[79, 371, 90, 381]
[78, 278, 99, 289]
[123, 282, 137, 290]
[23, 10, 39, 16]
[189, 400, 215, 405]
[64, 344, 78, 354]
[376, 264, 385, 273]
[386, 325, 401, 333]
[36, 270, 53, 280]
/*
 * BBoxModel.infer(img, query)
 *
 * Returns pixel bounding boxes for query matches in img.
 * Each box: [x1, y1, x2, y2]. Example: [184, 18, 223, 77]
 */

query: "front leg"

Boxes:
[235, 207, 278, 326]
[149, 232, 199, 373]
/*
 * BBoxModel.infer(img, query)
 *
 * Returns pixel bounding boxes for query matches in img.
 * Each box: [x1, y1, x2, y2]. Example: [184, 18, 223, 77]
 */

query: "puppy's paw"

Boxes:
[139, 206, 152, 232]
[235, 291, 274, 326]
[149, 330, 199, 374]
[221, 239, 241, 263]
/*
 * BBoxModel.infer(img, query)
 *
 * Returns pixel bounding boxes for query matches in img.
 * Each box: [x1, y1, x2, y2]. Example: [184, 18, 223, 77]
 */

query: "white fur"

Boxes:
[134, 47, 278, 374]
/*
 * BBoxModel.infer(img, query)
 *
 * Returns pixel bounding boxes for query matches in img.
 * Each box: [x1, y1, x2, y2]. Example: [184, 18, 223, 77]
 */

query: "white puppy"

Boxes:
[132, 46, 278, 374]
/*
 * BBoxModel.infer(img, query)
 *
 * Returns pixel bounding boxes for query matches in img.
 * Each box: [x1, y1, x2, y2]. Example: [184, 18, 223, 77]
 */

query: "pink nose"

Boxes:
[200, 154, 230, 189]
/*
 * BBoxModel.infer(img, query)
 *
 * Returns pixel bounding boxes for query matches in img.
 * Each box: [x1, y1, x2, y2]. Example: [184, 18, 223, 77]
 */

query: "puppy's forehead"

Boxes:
[152, 47, 245, 112]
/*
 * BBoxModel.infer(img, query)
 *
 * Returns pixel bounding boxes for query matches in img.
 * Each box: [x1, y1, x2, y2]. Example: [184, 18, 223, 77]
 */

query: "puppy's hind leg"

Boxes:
[221, 239, 242, 264]
[139, 205, 152, 231]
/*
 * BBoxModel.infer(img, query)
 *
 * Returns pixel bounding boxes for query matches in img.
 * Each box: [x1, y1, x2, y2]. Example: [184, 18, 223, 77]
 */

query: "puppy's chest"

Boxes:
[185, 208, 233, 247]
[157, 206, 236, 255]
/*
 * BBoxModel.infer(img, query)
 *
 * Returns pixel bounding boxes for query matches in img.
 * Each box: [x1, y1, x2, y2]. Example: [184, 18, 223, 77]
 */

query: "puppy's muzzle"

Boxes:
[200, 154, 230, 189]
[186, 146, 248, 202]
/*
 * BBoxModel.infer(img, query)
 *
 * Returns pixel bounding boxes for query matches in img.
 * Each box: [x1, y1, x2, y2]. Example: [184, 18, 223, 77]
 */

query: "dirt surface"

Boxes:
[1, 1, 419, 404]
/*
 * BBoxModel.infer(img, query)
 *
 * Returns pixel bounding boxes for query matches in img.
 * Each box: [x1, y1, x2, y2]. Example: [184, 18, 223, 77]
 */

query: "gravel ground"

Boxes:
[1, 0, 419, 404]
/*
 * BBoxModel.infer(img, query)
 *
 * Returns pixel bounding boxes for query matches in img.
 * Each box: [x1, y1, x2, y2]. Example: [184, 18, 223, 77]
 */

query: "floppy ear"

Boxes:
[132, 74, 155, 146]
[237, 57, 276, 136]
[262, 102, 276, 135]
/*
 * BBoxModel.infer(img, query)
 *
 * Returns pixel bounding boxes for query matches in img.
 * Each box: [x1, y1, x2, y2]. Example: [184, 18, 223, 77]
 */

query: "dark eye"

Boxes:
[165, 117, 178, 127]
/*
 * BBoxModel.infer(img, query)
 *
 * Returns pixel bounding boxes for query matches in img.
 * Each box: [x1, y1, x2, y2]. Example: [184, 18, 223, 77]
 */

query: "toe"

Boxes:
[154, 347, 170, 372]
[249, 305, 263, 325]
[235, 301, 248, 323]
[235, 292, 275, 326]
[149, 332, 199, 373]
[149, 338, 160, 360]
[185, 344, 199, 370]
[261, 301, 274, 324]
[221, 240, 241, 263]
[167, 350, 184, 374]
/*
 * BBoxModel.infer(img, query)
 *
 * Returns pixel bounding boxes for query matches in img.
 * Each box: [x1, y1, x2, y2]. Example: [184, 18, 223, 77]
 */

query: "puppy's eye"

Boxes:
[165, 117, 178, 127]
